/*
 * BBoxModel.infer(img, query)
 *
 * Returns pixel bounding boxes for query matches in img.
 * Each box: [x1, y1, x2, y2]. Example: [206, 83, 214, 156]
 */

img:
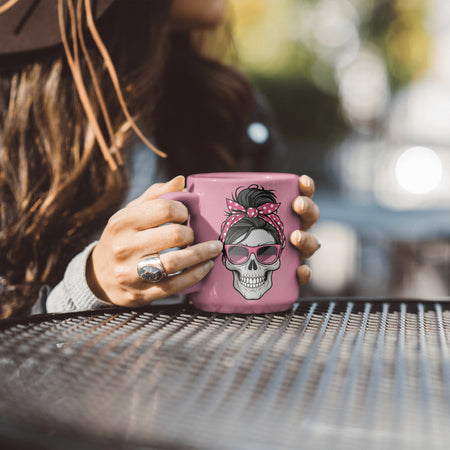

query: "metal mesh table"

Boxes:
[0, 299, 450, 449]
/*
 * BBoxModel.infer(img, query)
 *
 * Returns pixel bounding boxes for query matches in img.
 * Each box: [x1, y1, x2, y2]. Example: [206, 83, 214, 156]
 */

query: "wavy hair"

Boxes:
[0, 0, 254, 317]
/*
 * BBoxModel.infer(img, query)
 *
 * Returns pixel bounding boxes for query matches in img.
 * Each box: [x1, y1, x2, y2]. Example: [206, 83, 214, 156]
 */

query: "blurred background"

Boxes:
[228, 0, 450, 298]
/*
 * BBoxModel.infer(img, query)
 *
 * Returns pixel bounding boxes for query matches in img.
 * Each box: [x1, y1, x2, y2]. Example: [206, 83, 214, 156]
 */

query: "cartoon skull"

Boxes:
[225, 229, 281, 300]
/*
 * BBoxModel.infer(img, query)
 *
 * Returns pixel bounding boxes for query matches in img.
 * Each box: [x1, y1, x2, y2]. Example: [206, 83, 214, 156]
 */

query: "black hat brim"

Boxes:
[0, 0, 115, 56]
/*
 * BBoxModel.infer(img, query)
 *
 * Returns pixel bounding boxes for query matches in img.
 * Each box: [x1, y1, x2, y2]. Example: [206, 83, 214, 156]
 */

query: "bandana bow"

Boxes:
[219, 199, 285, 246]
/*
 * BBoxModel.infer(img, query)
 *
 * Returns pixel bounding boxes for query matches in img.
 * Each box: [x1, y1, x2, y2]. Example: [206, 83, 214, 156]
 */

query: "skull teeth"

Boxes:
[239, 276, 266, 288]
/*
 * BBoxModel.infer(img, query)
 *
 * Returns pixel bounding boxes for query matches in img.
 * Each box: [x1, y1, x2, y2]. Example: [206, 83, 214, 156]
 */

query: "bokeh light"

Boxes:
[388, 79, 450, 145]
[309, 222, 358, 295]
[247, 122, 269, 144]
[337, 49, 390, 127]
[395, 146, 442, 195]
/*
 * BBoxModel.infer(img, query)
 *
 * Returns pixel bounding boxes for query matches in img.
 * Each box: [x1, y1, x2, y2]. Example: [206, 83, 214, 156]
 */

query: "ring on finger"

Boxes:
[137, 254, 168, 283]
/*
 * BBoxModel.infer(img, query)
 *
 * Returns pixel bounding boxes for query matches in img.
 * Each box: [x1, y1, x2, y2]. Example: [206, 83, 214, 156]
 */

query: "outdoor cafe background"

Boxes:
[227, 0, 450, 298]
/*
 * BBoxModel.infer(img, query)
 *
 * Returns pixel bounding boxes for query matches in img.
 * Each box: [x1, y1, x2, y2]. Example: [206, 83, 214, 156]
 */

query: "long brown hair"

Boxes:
[0, 0, 254, 318]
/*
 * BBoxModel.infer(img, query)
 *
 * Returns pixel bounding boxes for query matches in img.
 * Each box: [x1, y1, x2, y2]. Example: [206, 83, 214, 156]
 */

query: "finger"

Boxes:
[108, 198, 189, 233]
[290, 230, 321, 258]
[297, 265, 312, 286]
[159, 240, 223, 274]
[128, 175, 185, 206]
[134, 198, 189, 230]
[136, 224, 195, 254]
[292, 196, 320, 231]
[299, 175, 315, 198]
[109, 223, 195, 263]
[136, 260, 215, 305]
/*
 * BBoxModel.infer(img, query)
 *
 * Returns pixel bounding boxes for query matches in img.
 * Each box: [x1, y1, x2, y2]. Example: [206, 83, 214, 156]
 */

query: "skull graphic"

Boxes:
[225, 229, 281, 300]
[219, 184, 285, 300]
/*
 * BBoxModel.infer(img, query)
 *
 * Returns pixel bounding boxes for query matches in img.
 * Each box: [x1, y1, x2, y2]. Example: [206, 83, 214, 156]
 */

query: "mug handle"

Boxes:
[159, 191, 201, 294]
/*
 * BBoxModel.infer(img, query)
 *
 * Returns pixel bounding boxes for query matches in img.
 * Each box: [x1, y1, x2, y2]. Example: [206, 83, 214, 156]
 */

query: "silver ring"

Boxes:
[137, 254, 168, 283]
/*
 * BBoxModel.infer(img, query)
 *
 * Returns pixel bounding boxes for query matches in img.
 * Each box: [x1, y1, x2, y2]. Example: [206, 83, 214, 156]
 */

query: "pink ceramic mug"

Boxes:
[163, 172, 301, 314]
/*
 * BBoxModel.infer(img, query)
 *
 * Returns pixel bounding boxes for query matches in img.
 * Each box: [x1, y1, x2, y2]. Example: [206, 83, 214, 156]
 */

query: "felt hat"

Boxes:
[0, 0, 115, 56]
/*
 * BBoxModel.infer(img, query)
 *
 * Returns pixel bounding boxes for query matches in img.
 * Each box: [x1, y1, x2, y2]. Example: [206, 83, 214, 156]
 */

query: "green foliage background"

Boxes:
[230, 0, 430, 142]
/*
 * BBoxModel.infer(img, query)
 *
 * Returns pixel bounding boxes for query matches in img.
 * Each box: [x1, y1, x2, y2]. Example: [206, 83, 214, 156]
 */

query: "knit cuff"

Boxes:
[47, 241, 112, 313]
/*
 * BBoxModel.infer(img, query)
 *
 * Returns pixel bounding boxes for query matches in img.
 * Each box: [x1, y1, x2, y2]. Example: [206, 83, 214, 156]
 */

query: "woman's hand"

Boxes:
[290, 175, 321, 286]
[86, 176, 223, 307]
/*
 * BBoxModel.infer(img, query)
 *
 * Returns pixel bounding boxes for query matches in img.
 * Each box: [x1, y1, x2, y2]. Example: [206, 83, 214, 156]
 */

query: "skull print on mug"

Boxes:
[161, 173, 301, 314]
[219, 185, 286, 300]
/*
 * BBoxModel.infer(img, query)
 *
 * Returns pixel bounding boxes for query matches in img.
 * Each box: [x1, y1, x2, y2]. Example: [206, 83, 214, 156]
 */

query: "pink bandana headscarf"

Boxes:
[219, 198, 286, 246]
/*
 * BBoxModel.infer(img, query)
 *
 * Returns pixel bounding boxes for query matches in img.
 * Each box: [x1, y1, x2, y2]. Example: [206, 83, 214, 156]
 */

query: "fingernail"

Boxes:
[296, 230, 303, 245]
[294, 197, 305, 212]
[306, 266, 312, 279]
[210, 240, 223, 252]
[204, 260, 214, 272]
[301, 175, 312, 189]
[169, 175, 185, 185]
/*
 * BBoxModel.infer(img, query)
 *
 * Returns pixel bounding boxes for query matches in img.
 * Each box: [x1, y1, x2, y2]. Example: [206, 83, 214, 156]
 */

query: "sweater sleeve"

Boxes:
[46, 241, 113, 313]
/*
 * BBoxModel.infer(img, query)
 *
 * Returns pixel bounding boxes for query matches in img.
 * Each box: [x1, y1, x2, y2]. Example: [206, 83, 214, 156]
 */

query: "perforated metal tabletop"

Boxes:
[0, 299, 450, 449]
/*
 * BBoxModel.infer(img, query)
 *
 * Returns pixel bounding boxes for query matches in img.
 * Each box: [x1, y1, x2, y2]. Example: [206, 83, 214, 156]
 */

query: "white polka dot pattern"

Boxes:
[219, 198, 286, 246]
